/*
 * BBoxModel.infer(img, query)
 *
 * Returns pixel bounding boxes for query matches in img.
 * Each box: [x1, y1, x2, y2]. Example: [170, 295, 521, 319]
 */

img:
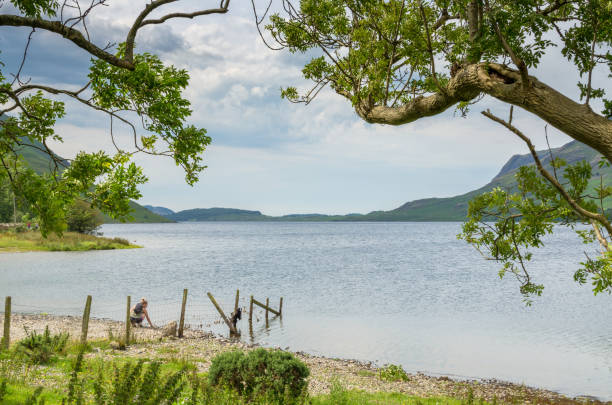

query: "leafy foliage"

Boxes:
[90, 360, 186, 405]
[267, 0, 611, 114]
[459, 157, 612, 302]
[15, 326, 69, 365]
[378, 364, 409, 382]
[65, 200, 104, 234]
[208, 348, 310, 402]
[1, 4, 214, 236]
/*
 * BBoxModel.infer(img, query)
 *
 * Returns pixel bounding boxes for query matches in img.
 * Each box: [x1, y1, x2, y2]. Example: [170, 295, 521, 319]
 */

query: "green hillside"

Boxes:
[103, 201, 174, 224]
[367, 140, 610, 221]
[167, 207, 266, 221]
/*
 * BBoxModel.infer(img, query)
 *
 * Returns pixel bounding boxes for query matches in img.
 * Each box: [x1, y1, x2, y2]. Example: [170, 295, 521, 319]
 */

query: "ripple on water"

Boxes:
[0, 222, 610, 399]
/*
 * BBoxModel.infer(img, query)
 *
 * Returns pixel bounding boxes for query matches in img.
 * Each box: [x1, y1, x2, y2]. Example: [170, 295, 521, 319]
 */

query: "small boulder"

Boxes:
[161, 321, 177, 337]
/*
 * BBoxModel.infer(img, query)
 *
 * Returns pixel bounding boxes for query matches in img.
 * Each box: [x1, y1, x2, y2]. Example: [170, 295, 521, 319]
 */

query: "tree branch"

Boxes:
[0, 14, 134, 70]
[482, 109, 612, 243]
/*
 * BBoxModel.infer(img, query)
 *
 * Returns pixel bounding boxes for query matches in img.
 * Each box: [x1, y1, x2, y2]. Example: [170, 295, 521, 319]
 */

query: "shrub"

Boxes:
[90, 359, 186, 405]
[15, 326, 69, 364]
[111, 237, 130, 246]
[208, 348, 309, 402]
[378, 364, 409, 382]
[66, 200, 103, 234]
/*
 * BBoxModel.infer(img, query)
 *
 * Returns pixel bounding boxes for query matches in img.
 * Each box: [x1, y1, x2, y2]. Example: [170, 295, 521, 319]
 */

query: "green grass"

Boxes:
[0, 229, 139, 252]
[1, 382, 65, 404]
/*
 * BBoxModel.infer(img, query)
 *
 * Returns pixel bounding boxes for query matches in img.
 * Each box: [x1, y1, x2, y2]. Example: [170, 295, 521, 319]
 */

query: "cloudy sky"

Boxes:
[0, 1, 609, 215]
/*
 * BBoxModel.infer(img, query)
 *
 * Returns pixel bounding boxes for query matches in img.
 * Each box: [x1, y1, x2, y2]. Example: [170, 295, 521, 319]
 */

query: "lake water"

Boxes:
[0, 222, 611, 399]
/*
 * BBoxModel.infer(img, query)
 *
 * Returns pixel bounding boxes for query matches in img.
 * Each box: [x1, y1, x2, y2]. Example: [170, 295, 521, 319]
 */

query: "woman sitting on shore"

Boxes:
[130, 298, 154, 328]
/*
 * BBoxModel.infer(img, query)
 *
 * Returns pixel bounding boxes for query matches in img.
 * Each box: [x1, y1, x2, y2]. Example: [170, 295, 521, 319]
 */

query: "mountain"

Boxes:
[164, 140, 610, 222]
[368, 140, 608, 221]
[12, 140, 172, 224]
[143, 205, 175, 216]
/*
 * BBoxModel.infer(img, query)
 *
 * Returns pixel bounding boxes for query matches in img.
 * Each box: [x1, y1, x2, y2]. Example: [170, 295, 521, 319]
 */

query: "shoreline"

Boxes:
[0, 229, 140, 253]
[1, 313, 607, 404]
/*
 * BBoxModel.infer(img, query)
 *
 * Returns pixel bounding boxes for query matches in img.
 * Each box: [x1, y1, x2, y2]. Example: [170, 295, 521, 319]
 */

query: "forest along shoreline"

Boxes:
[1, 314, 607, 404]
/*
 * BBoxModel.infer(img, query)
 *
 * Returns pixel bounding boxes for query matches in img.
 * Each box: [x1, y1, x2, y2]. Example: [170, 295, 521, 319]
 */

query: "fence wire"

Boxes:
[1, 291, 282, 338]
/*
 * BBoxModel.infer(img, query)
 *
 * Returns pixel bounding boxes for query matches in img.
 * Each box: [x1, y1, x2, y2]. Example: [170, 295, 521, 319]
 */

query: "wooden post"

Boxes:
[125, 296, 131, 346]
[249, 295, 254, 324]
[265, 297, 269, 326]
[251, 298, 280, 316]
[234, 289, 240, 313]
[80, 295, 92, 345]
[2, 296, 10, 350]
[178, 289, 188, 338]
[207, 292, 237, 335]
[279, 297, 283, 316]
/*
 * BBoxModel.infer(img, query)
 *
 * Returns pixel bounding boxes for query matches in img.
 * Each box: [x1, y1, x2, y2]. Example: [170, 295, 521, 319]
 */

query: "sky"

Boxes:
[0, 1, 609, 215]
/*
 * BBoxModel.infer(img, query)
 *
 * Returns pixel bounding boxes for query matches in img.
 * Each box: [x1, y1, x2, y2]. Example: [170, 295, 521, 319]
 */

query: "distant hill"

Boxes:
[103, 201, 174, 224]
[143, 205, 175, 216]
[13, 140, 171, 224]
[167, 208, 266, 221]
[163, 140, 611, 222]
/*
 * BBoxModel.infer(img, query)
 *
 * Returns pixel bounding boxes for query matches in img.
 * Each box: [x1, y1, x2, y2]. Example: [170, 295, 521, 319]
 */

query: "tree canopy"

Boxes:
[259, 0, 612, 299]
[0, 0, 230, 236]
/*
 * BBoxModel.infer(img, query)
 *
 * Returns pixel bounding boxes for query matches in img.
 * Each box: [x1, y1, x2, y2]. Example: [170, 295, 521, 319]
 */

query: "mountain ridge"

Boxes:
[152, 140, 611, 222]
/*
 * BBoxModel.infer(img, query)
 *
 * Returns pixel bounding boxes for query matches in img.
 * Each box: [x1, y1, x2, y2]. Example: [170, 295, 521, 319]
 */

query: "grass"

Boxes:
[0, 334, 501, 405]
[0, 229, 140, 252]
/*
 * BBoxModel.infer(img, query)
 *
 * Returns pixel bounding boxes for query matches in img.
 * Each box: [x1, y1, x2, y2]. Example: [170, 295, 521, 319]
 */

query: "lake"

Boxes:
[0, 222, 610, 399]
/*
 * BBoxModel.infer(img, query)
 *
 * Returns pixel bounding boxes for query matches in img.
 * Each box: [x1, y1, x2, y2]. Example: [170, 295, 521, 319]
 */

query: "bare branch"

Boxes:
[0, 14, 133, 70]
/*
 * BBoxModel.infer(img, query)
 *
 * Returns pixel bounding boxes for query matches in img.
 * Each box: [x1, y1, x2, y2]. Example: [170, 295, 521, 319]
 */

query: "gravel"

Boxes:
[1, 314, 607, 404]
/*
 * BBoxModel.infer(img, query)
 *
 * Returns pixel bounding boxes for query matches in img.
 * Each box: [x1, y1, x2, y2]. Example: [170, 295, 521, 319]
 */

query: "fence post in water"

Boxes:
[2, 296, 10, 350]
[80, 295, 92, 345]
[265, 297, 269, 326]
[125, 296, 131, 346]
[234, 289, 240, 313]
[207, 292, 238, 335]
[178, 289, 188, 338]
[249, 295, 254, 325]
[279, 297, 283, 316]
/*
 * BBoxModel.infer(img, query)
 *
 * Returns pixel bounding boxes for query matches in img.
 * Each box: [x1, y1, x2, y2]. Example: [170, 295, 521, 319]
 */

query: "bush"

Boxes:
[66, 200, 103, 234]
[208, 348, 309, 402]
[378, 364, 409, 382]
[90, 359, 186, 405]
[15, 326, 69, 364]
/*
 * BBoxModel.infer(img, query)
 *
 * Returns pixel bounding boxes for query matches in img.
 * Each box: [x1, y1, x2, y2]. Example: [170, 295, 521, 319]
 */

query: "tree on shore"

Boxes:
[65, 199, 104, 234]
[0, 0, 230, 236]
[257, 0, 612, 299]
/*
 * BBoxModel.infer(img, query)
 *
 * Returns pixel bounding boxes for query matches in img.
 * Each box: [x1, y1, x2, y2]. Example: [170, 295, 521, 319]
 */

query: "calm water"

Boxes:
[0, 222, 611, 399]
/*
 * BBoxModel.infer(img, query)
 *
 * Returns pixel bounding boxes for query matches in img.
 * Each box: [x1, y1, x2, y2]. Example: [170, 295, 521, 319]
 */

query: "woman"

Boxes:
[130, 298, 154, 328]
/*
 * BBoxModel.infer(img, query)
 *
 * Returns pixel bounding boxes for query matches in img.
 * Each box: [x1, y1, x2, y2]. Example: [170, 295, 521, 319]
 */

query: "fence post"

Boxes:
[125, 296, 131, 346]
[207, 292, 237, 335]
[80, 295, 92, 345]
[249, 295, 253, 325]
[2, 296, 10, 350]
[279, 297, 283, 316]
[178, 289, 188, 338]
[265, 297, 269, 326]
[234, 289, 240, 313]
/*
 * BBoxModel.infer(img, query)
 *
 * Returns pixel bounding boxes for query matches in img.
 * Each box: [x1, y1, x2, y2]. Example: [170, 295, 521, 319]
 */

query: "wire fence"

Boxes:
[1, 290, 283, 342]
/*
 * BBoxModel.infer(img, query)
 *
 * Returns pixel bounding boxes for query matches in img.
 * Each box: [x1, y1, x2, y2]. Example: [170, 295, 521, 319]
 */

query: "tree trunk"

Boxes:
[357, 63, 612, 161]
